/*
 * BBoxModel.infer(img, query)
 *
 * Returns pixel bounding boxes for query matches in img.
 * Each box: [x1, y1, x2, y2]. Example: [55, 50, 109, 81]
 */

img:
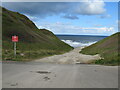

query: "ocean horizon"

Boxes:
[56, 35, 107, 47]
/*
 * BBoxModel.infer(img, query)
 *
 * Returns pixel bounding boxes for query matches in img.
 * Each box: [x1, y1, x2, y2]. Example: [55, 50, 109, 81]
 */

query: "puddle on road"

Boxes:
[43, 76, 50, 81]
[30, 71, 51, 74]
[10, 83, 18, 86]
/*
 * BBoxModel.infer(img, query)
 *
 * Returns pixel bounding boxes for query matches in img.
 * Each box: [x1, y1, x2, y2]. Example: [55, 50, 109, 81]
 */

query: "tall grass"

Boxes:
[2, 7, 73, 61]
[80, 32, 120, 66]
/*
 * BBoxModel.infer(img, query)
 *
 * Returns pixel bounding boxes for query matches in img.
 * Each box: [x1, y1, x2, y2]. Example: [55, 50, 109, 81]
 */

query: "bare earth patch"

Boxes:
[34, 47, 101, 64]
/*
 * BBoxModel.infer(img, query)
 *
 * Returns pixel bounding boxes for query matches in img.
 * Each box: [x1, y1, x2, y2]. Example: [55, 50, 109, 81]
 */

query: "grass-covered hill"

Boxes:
[80, 32, 120, 65]
[2, 7, 73, 61]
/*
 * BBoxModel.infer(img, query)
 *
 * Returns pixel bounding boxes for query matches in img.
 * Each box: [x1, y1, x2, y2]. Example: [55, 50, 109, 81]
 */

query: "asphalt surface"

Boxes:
[2, 62, 118, 88]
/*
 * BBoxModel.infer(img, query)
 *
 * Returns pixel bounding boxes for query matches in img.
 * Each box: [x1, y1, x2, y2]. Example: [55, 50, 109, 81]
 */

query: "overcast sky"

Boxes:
[2, 1, 118, 36]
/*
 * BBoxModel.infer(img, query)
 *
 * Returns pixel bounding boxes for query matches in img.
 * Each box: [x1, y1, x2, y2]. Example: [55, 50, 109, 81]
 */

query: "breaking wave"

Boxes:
[61, 40, 97, 47]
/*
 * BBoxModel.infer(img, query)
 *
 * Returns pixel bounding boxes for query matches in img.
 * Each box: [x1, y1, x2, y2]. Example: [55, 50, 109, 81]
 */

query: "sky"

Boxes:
[2, 1, 119, 36]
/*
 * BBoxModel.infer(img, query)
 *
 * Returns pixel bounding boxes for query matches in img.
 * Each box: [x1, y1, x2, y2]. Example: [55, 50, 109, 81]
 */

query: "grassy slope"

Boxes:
[80, 32, 120, 65]
[2, 7, 73, 61]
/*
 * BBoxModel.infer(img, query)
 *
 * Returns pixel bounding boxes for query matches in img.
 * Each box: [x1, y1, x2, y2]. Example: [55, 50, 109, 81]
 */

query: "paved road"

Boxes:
[3, 62, 118, 88]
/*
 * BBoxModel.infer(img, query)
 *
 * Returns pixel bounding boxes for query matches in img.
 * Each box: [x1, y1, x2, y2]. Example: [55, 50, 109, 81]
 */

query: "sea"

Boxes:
[56, 35, 107, 48]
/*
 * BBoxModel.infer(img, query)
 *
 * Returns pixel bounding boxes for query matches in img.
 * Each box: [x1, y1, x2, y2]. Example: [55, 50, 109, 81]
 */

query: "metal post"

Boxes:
[14, 42, 16, 57]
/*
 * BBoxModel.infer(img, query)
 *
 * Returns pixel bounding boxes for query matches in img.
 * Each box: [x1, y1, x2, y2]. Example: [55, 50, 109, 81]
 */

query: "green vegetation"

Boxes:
[2, 7, 73, 61]
[80, 32, 120, 65]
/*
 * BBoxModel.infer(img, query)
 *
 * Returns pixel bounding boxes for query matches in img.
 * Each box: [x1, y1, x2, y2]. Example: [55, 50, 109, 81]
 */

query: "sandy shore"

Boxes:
[34, 47, 101, 64]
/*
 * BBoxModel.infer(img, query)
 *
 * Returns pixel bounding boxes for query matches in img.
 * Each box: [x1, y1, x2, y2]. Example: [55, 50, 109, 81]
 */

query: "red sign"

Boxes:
[12, 36, 18, 42]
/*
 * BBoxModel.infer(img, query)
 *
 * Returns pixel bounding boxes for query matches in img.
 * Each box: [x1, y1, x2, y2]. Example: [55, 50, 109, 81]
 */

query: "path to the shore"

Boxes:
[34, 47, 101, 64]
[2, 47, 118, 88]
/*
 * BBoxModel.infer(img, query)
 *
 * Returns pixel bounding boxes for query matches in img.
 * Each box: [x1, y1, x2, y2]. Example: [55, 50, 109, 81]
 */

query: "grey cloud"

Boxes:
[2, 1, 106, 19]
[62, 15, 79, 20]
[73, 1, 106, 15]
[2, 2, 71, 17]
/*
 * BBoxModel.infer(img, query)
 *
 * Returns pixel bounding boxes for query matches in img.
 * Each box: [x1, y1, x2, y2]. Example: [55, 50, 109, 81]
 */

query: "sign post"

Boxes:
[12, 36, 18, 57]
[14, 42, 16, 57]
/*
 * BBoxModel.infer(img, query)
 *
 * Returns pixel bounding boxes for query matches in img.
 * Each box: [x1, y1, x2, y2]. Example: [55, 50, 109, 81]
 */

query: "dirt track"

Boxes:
[34, 47, 101, 64]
